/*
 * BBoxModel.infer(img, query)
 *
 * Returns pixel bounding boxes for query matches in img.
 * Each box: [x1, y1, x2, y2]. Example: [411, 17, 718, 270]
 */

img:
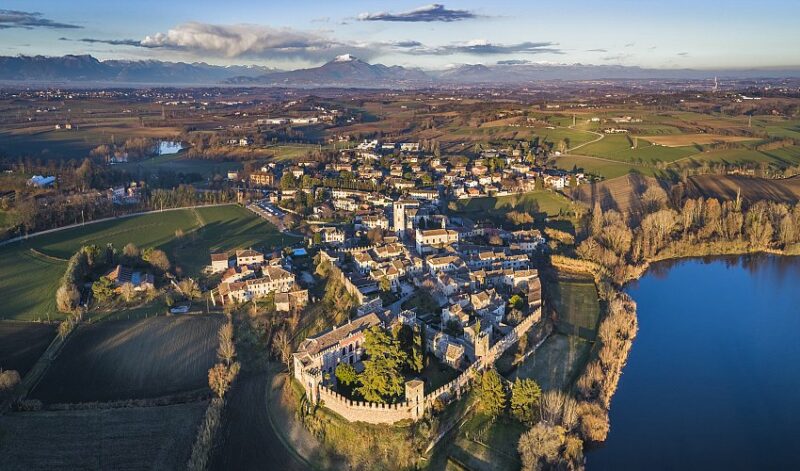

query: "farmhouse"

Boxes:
[106, 265, 155, 292]
[236, 249, 264, 266]
[209, 253, 230, 273]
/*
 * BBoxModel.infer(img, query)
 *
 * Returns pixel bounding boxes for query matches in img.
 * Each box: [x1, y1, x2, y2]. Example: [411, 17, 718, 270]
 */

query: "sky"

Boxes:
[1, 0, 798, 70]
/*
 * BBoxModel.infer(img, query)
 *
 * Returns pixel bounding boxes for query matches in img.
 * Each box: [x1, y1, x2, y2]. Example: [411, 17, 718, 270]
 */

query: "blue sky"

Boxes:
[1, 1, 798, 69]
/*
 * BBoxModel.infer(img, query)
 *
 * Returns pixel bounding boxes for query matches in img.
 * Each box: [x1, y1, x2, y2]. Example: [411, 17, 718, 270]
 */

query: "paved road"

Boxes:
[209, 373, 307, 471]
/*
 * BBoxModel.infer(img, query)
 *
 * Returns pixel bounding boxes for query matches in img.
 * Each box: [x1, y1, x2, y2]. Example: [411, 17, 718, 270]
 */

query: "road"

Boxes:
[209, 373, 308, 471]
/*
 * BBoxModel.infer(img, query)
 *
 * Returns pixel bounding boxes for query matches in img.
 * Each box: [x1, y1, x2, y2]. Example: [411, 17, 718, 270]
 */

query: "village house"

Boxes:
[416, 228, 459, 254]
[106, 265, 155, 292]
[236, 249, 265, 266]
[210, 253, 230, 273]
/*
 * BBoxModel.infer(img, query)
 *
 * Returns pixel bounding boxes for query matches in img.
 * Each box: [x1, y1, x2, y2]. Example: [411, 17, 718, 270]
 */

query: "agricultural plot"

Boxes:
[0, 121, 178, 160]
[0, 401, 205, 471]
[0, 322, 56, 377]
[449, 190, 573, 220]
[681, 145, 800, 168]
[641, 134, 756, 147]
[571, 173, 666, 215]
[117, 153, 243, 181]
[30, 315, 222, 404]
[554, 154, 657, 180]
[512, 278, 599, 391]
[0, 205, 291, 321]
[686, 174, 800, 204]
[576, 134, 698, 164]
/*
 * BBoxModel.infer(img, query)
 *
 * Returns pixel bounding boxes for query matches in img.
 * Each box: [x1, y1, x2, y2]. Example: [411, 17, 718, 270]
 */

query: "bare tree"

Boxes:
[272, 329, 292, 371]
[217, 322, 236, 365]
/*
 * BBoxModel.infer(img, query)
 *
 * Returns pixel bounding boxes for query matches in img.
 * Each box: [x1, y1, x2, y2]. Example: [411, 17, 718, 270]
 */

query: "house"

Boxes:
[250, 171, 275, 187]
[400, 142, 420, 152]
[28, 175, 55, 188]
[236, 249, 264, 266]
[416, 228, 459, 254]
[106, 265, 155, 292]
[316, 226, 345, 245]
[210, 253, 230, 273]
[275, 289, 310, 312]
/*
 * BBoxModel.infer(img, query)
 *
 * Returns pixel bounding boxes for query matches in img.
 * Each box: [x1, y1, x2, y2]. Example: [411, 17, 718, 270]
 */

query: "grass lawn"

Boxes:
[420, 358, 460, 392]
[449, 190, 574, 221]
[0, 205, 295, 321]
[679, 145, 800, 168]
[446, 411, 525, 471]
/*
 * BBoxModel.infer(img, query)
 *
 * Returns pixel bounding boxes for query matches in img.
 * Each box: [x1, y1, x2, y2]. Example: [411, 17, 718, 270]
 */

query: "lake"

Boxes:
[588, 255, 800, 470]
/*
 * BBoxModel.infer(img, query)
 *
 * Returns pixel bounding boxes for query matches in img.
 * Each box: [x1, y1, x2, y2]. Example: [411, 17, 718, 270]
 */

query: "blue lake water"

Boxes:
[588, 255, 800, 470]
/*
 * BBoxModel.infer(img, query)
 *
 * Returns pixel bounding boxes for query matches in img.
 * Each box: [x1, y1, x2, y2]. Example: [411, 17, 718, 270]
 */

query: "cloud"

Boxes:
[138, 22, 378, 61]
[677, 52, 689, 56]
[401, 39, 562, 56]
[587, 48, 607, 53]
[61, 37, 154, 48]
[358, 4, 477, 22]
[602, 53, 633, 62]
[624, 42, 635, 47]
[0, 9, 81, 29]
[497, 59, 532, 65]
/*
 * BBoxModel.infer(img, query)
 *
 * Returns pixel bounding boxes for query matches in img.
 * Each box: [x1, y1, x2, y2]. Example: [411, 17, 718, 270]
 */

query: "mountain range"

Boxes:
[1, 54, 799, 87]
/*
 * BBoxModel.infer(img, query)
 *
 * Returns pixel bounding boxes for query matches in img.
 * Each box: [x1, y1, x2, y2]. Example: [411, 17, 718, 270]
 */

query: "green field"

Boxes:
[577, 134, 698, 164]
[512, 279, 600, 391]
[554, 154, 658, 179]
[117, 153, 242, 180]
[680, 144, 800, 167]
[0, 205, 296, 321]
[449, 190, 573, 220]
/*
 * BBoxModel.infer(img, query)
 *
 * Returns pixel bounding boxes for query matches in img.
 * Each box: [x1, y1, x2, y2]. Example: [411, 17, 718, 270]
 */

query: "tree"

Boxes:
[335, 363, 358, 386]
[145, 249, 171, 272]
[178, 278, 201, 300]
[477, 368, 507, 416]
[208, 362, 240, 398]
[0, 369, 21, 391]
[379, 276, 391, 292]
[518, 423, 566, 471]
[217, 322, 236, 365]
[56, 284, 80, 312]
[272, 329, 292, 371]
[91, 276, 115, 302]
[356, 326, 408, 403]
[120, 282, 136, 303]
[122, 242, 140, 262]
[511, 378, 542, 424]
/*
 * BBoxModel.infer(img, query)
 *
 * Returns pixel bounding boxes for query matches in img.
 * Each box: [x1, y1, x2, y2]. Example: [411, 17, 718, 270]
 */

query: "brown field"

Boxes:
[686, 174, 800, 204]
[640, 134, 756, 147]
[0, 401, 206, 471]
[31, 314, 222, 404]
[0, 322, 56, 377]
[570, 173, 669, 215]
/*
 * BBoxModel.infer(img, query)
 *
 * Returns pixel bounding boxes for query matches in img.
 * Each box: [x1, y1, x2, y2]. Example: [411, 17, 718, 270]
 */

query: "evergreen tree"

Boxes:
[356, 326, 408, 403]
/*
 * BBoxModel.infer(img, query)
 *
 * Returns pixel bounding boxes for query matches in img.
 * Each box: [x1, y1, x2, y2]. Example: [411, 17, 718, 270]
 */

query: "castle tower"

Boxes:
[405, 379, 426, 420]
[475, 331, 491, 359]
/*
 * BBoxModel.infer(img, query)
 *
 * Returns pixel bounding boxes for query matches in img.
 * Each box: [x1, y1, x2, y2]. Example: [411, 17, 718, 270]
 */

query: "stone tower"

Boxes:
[405, 379, 426, 420]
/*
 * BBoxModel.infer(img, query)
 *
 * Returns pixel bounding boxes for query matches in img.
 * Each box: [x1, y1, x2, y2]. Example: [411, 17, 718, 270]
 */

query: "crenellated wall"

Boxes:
[318, 385, 418, 424]
[314, 307, 543, 424]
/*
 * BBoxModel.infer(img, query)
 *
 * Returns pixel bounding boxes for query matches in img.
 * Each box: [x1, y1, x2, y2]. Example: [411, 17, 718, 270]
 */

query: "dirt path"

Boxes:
[210, 372, 309, 471]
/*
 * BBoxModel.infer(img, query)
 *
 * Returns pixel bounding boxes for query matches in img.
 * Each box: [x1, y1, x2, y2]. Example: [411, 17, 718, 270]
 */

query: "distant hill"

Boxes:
[228, 54, 432, 87]
[0, 55, 275, 84]
[1, 54, 799, 87]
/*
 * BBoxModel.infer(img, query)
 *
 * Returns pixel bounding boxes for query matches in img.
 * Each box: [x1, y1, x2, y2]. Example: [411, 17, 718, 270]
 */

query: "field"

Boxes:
[576, 134, 698, 164]
[0, 205, 294, 321]
[0, 120, 179, 160]
[570, 173, 667, 215]
[0, 401, 206, 471]
[449, 190, 573, 220]
[686, 174, 800, 204]
[117, 153, 243, 180]
[511, 278, 600, 391]
[0, 322, 56, 376]
[30, 315, 222, 404]
[554, 154, 657, 180]
[640, 134, 756, 147]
